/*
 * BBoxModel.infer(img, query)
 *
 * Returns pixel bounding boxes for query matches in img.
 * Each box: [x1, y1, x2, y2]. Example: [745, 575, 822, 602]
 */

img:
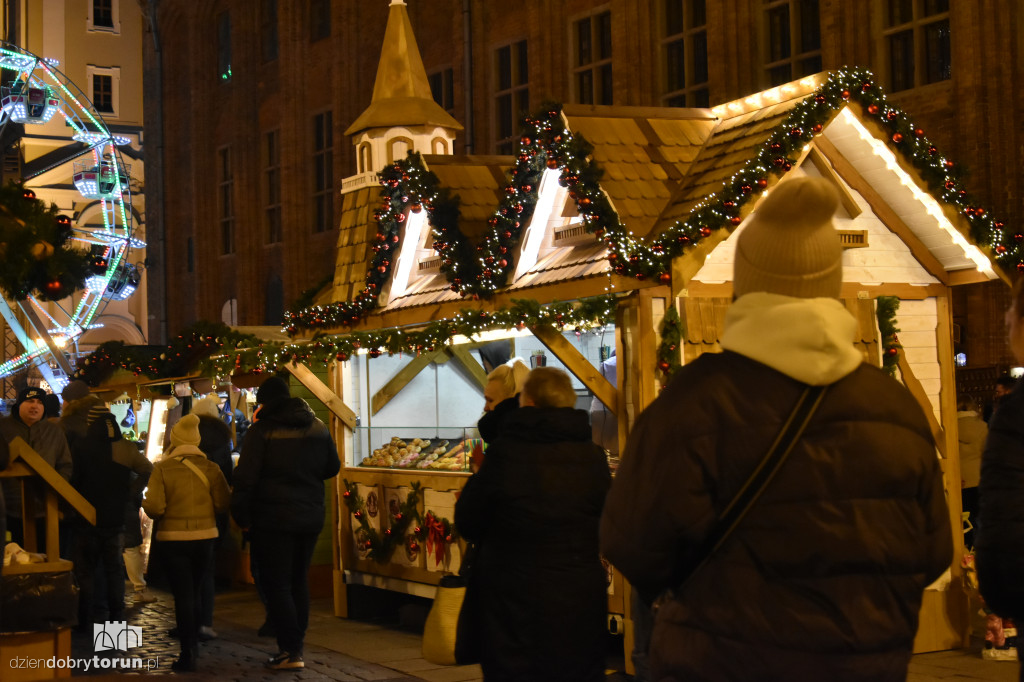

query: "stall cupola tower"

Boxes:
[342, 0, 463, 192]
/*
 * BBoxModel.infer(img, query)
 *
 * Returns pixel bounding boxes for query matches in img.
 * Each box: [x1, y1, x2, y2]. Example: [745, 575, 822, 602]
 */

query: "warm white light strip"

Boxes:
[387, 209, 428, 302]
[513, 168, 561, 280]
[838, 108, 997, 279]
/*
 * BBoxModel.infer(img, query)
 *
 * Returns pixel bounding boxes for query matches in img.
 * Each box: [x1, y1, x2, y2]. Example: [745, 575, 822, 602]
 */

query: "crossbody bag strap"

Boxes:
[176, 456, 210, 489]
[669, 384, 827, 598]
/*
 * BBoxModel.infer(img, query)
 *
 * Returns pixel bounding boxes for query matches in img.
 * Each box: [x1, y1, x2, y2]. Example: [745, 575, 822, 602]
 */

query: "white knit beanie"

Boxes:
[733, 176, 842, 299]
[170, 414, 202, 448]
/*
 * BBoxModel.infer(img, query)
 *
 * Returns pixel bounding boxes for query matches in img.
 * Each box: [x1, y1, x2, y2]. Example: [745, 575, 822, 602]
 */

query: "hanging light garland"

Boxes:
[875, 296, 902, 377]
[284, 67, 1016, 337]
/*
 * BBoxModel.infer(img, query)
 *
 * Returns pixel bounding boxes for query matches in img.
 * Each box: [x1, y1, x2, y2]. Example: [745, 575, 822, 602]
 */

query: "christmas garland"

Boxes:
[341, 481, 461, 567]
[70, 320, 260, 386]
[0, 181, 90, 301]
[876, 296, 902, 377]
[283, 66, 1017, 337]
[656, 303, 683, 380]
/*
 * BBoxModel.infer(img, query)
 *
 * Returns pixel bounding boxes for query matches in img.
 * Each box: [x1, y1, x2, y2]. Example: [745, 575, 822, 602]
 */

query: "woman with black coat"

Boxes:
[455, 367, 611, 682]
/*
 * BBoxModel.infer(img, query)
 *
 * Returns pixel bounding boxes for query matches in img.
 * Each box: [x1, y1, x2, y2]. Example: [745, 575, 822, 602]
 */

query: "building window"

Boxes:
[264, 130, 282, 244]
[764, 0, 821, 86]
[87, 66, 119, 117]
[662, 0, 709, 107]
[310, 0, 330, 42]
[883, 0, 950, 92]
[429, 67, 455, 114]
[261, 0, 278, 62]
[312, 111, 334, 233]
[93, 0, 113, 28]
[217, 11, 232, 83]
[92, 75, 113, 113]
[218, 147, 235, 255]
[495, 40, 529, 154]
[573, 11, 612, 105]
[88, 0, 119, 32]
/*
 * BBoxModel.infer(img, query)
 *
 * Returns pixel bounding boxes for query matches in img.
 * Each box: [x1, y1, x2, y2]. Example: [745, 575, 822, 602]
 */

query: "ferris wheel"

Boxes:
[0, 40, 142, 393]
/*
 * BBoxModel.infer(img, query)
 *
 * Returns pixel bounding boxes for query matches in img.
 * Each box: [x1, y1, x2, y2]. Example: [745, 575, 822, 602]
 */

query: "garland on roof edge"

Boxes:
[283, 66, 1019, 337]
[71, 296, 617, 384]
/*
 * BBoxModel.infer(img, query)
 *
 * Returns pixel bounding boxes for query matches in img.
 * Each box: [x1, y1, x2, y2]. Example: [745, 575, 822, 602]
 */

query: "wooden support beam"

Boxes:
[8, 437, 94, 524]
[447, 345, 488, 389]
[815, 136, 950, 286]
[286, 362, 358, 430]
[948, 269, 994, 286]
[935, 295, 966, 582]
[371, 349, 445, 416]
[530, 324, 617, 414]
[896, 353, 946, 459]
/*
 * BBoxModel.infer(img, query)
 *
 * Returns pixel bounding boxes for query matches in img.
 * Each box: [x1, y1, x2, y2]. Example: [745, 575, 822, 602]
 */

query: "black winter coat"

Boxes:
[978, 381, 1024, 617]
[601, 352, 951, 682]
[455, 406, 611, 682]
[231, 397, 340, 533]
[198, 415, 234, 485]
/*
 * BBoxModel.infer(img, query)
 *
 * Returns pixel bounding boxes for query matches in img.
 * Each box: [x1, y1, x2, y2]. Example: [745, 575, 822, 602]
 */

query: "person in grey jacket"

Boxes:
[600, 177, 951, 682]
[231, 376, 340, 671]
[0, 386, 72, 549]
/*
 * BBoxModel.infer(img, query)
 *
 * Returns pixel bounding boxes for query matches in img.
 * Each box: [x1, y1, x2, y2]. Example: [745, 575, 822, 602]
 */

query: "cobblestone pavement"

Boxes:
[64, 586, 1023, 681]
[70, 589, 425, 680]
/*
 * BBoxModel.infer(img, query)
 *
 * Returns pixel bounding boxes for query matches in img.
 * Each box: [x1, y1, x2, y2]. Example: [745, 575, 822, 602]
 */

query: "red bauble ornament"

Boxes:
[789, 127, 803, 138]
[861, 82, 872, 92]
[336, 352, 349, 362]
[812, 124, 823, 133]
[740, 184, 752, 194]
[927, 146, 938, 155]
[841, 89, 851, 99]
[343, 490, 351, 498]
[499, 259, 508, 268]
[22, 188, 35, 199]
[885, 110, 898, 121]
[996, 245, 1007, 254]
[658, 360, 671, 372]
[914, 128, 925, 138]
[770, 142, 782, 152]
[658, 272, 671, 284]
[730, 216, 742, 225]
[700, 226, 712, 237]
[886, 347, 898, 357]
[635, 273, 646, 280]
[411, 203, 423, 213]
[891, 133, 903, 143]
[867, 104, 880, 115]
[503, 230, 512, 239]
[756, 178, 768, 188]
[944, 160, 954, 169]
[944, 180, 956, 190]
[546, 158, 559, 169]
[722, 200, 735, 209]
[814, 94, 826, 104]
[44, 279, 63, 295]
[772, 157, 785, 167]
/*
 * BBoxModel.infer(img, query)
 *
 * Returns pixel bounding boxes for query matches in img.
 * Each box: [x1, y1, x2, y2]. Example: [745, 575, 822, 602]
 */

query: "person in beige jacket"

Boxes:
[143, 414, 230, 672]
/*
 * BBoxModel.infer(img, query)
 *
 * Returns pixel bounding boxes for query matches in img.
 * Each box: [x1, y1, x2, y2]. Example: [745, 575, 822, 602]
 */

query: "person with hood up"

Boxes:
[455, 367, 611, 681]
[0, 386, 72, 548]
[231, 375, 340, 671]
[600, 176, 952, 681]
[143, 414, 230, 672]
[59, 380, 103, 451]
[71, 406, 152, 630]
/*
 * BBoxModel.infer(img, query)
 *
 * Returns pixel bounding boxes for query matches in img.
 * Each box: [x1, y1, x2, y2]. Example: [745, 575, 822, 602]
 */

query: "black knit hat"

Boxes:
[256, 376, 290, 409]
[15, 386, 46, 410]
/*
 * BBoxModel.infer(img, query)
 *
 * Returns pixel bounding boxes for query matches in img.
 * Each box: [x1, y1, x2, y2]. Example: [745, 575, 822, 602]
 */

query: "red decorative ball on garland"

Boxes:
[914, 128, 925, 138]
[927, 146, 938, 155]
[658, 272, 671, 284]
[546, 158, 559, 169]
[861, 82, 872, 92]
[841, 89, 851, 99]
[996, 245, 1007, 255]
[43, 279, 64, 296]
[885, 347, 899, 358]
[22, 188, 35, 199]
[867, 104, 880, 115]
[812, 124, 823, 133]
[885, 110, 898, 121]
[658, 360, 671, 372]
[700, 226, 712, 237]
[730, 216, 742, 225]
[891, 133, 903, 143]
[410, 203, 423, 213]
[756, 178, 768, 188]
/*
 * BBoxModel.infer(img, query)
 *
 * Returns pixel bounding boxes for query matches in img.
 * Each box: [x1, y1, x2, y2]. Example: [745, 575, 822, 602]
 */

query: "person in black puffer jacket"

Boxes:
[456, 367, 611, 682]
[231, 376, 340, 671]
[71, 407, 153, 629]
[978, 276, 1024, 682]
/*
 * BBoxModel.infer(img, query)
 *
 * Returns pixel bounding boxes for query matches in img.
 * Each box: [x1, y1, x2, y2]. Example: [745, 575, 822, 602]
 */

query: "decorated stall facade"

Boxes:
[68, 2, 1018, 665]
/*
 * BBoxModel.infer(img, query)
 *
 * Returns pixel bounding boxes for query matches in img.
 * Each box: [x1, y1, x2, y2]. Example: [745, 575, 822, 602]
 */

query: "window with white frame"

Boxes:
[87, 66, 120, 118]
[88, 0, 119, 33]
[662, 0, 709, 107]
[573, 10, 612, 105]
[494, 41, 528, 154]
[764, 0, 822, 86]
[883, 0, 950, 92]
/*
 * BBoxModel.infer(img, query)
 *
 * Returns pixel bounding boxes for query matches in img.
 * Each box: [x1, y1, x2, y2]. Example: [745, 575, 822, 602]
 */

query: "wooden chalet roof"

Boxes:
[561, 105, 716, 238]
[332, 186, 378, 303]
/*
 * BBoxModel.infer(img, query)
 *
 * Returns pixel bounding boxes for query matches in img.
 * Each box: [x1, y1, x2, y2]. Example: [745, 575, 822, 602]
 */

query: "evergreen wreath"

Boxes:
[342, 480, 423, 563]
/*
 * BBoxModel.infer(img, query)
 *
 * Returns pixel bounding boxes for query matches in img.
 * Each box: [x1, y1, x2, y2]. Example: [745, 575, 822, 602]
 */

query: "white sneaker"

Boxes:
[198, 626, 218, 641]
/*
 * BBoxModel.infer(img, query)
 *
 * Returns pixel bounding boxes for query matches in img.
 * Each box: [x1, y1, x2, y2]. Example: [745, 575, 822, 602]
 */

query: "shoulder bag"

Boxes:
[657, 384, 827, 607]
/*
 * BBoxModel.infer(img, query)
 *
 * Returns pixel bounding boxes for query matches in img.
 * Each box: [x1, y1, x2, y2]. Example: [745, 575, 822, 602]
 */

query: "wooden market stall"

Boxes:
[281, 2, 1019, 669]
[0, 438, 95, 681]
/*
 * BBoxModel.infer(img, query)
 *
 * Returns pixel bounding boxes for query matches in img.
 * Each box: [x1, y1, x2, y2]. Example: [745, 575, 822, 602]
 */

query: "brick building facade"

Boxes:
[144, 0, 1022, 370]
